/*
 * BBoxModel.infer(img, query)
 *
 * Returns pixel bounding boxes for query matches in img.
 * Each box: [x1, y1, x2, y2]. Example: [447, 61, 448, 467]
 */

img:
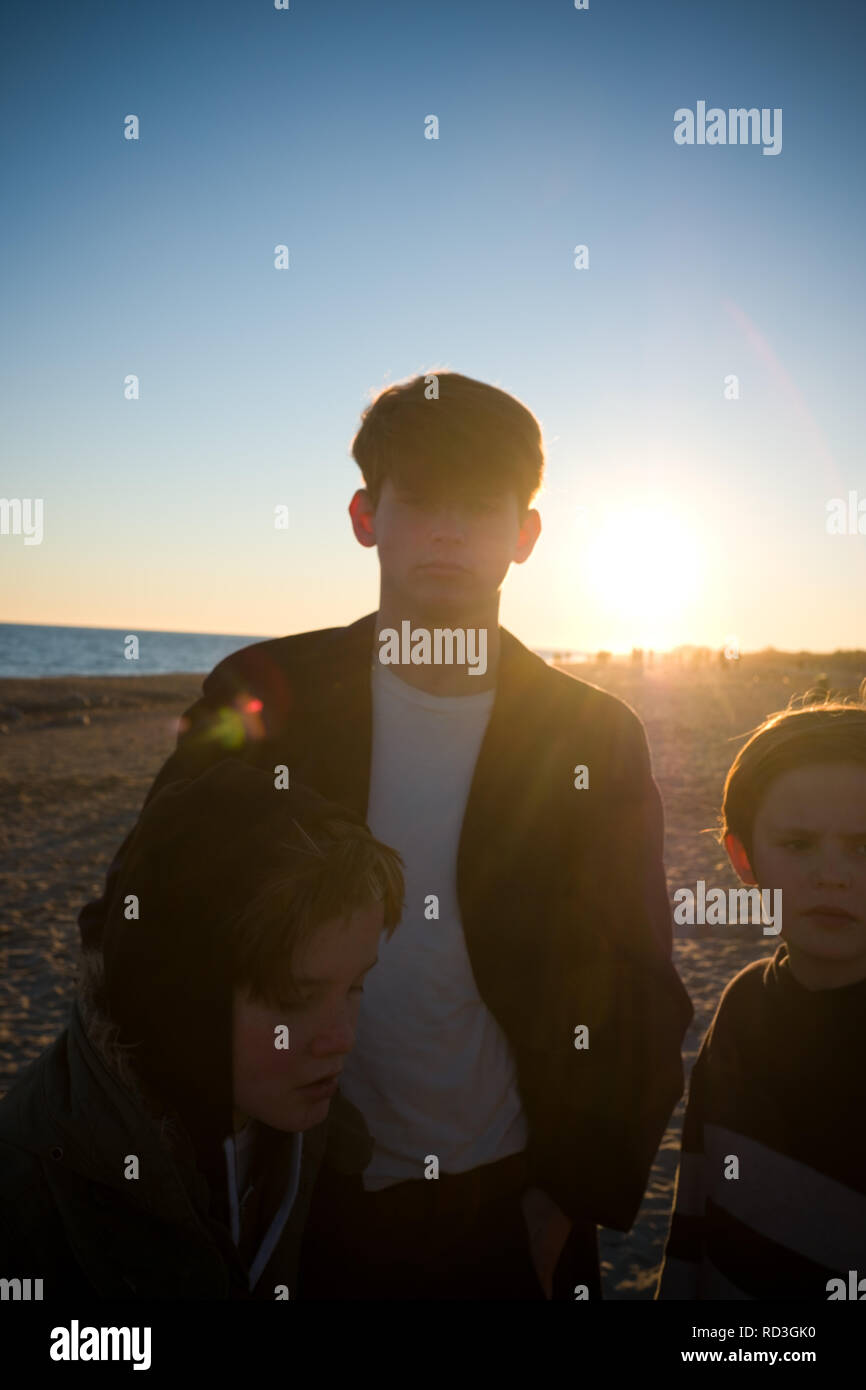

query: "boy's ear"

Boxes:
[724, 831, 758, 885]
[513, 507, 541, 565]
[349, 489, 377, 548]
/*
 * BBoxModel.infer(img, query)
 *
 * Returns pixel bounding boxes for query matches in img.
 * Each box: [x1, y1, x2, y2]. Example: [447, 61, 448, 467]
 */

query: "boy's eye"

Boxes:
[397, 491, 497, 515]
[781, 838, 810, 851]
[275, 991, 312, 1011]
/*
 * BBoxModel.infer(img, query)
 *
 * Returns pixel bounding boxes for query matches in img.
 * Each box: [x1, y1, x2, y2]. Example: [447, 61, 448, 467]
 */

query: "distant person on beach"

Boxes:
[658, 696, 866, 1299]
[0, 760, 403, 1298]
[77, 369, 692, 1300]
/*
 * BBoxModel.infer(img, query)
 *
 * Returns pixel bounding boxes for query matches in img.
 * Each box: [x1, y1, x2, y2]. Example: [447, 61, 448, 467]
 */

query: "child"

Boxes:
[658, 694, 866, 1300]
[0, 759, 404, 1299]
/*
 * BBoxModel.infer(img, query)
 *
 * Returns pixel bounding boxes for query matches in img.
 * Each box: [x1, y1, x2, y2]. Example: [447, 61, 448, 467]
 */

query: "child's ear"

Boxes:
[513, 507, 541, 565]
[349, 489, 377, 548]
[724, 832, 758, 885]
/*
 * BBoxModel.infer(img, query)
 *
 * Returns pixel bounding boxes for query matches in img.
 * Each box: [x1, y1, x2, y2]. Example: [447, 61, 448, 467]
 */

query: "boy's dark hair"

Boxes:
[351, 369, 545, 514]
[721, 687, 866, 865]
[93, 762, 405, 1155]
[232, 810, 404, 1007]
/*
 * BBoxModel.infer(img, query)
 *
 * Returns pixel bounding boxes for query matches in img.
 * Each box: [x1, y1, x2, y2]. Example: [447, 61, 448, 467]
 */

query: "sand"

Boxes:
[1, 651, 863, 1297]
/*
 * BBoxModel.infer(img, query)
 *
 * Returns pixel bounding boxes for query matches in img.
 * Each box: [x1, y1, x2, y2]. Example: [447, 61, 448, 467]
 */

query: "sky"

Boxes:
[2, 0, 865, 655]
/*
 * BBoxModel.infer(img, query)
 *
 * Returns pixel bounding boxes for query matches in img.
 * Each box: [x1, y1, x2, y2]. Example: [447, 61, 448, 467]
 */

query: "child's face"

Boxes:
[232, 901, 384, 1132]
[729, 762, 866, 987]
[350, 477, 540, 616]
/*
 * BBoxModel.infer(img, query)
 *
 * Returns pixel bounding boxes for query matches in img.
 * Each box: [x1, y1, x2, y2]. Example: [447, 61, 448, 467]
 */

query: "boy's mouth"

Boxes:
[296, 1071, 341, 1094]
[802, 905, 858, 928]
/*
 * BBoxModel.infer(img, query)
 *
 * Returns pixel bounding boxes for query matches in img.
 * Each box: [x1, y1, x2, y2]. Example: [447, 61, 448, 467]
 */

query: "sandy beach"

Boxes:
[1, 650, 863, 1297]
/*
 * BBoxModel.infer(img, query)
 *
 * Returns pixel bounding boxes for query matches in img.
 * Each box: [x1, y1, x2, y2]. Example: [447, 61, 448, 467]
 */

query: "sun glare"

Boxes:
[580, 506, 703, 651]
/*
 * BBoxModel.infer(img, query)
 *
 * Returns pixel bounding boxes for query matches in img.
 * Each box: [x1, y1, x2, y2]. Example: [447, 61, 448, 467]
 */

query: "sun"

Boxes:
[580, 505, 703, 651]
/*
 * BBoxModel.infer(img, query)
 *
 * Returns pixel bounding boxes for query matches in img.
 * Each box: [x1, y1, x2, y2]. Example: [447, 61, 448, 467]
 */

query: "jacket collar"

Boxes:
[295, 610, 554, 815]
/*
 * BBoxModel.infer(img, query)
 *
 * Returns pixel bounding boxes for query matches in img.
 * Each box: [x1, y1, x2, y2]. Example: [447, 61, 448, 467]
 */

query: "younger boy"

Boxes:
[658, 696, 866, 1300]
[0, 760, 403, 1299]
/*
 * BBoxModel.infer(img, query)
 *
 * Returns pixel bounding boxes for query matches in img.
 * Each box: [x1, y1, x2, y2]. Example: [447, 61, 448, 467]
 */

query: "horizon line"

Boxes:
[1, 619, 864, 661]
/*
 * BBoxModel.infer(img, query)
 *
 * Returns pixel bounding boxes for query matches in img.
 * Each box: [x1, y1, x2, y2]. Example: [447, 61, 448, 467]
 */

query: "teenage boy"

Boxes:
[78, 370, 693, 1300]
[0, 761, 403, 1298]
[658, 698, 866, 1299]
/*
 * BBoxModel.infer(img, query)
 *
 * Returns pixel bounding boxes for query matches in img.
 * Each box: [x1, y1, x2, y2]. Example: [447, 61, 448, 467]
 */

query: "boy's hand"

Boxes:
[520, 1185, 572, 1299]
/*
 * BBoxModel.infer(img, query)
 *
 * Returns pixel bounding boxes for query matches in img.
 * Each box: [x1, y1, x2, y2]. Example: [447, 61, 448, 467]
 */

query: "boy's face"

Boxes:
[726, 762, 866, 985]
[349, 477, 540, 616]
[232, 901, 383, 1132]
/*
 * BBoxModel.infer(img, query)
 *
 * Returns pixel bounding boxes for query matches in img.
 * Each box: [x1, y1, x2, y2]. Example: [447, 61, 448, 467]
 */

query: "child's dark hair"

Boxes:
[721, 683, 866, 866]
[97, 762, 405, 1025]
[351, 369, 545, 514]
[232, 810, 404, 1008]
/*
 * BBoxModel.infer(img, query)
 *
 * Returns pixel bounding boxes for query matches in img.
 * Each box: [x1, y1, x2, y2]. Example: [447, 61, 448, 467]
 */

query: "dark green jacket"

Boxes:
[0, 980, 372, 1300]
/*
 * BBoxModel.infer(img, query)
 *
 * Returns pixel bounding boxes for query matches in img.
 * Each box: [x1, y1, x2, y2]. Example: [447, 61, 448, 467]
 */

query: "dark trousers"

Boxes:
[299, 1152, 603, 1300]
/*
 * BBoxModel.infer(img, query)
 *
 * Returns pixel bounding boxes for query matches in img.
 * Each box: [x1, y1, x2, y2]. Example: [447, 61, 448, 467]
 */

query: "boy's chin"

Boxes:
[279, 1093, 334, 1131]
[404, 571, 484, 606]
[408, 589, 476, 619]
[241, 1094, 333, 1134]
[786, 924, 866, 962]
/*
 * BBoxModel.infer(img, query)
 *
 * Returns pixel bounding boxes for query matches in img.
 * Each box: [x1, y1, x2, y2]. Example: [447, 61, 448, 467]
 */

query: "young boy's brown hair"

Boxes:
[230, 801, 405, 1008]
[351, 369, 545, 513]
[721, 684, 866, 869]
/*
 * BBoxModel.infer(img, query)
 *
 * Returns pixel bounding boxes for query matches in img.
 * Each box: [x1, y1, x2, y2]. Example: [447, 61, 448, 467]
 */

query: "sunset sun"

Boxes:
[580, 506, 703, 651]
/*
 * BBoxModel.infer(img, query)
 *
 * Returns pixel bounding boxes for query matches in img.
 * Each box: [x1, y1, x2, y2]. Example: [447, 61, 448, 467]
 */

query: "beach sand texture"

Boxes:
[1, 651, 863, 1297]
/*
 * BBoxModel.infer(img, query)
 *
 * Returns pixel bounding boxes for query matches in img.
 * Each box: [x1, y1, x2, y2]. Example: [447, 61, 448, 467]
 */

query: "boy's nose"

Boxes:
[812, 849, 852, 886]
[428, 505, 467, 539]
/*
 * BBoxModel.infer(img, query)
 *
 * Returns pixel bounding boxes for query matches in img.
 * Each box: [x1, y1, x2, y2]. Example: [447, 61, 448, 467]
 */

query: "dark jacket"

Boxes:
[0, 951, 372, 1299]
[79, 611, 693, 1231]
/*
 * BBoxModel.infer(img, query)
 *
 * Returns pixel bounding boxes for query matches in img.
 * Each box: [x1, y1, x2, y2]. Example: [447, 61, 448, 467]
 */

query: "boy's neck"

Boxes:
[374, 593, 501, 695]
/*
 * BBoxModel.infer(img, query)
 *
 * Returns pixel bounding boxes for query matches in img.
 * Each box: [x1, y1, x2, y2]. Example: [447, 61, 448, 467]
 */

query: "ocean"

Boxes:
[0, 624, 275, 679]
[0, 623, 588, 679]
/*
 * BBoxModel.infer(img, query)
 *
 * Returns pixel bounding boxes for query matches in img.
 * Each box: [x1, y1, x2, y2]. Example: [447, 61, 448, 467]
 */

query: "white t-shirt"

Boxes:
[339, 662, 528, 1190]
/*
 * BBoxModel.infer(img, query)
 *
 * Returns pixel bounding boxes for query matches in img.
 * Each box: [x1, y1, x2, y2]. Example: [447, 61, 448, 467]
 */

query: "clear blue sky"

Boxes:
[2, 0, 864, 653]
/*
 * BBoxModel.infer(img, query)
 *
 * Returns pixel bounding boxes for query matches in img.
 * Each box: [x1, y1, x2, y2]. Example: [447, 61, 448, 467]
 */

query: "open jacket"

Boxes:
[79, 611, 693, 1231]
[0, 952, 372, 1299]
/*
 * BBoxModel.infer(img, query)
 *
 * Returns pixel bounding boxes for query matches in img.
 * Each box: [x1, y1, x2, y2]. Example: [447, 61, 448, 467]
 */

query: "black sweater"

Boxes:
[658, 944, 866, 1300]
